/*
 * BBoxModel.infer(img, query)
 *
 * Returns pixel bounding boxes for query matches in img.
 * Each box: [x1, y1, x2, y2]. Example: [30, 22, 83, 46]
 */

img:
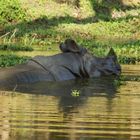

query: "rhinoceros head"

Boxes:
[89, 48, 121, 76]
[59, 39, 121, 77]
[83, 48, 121, 77]
[102, 48, 121, 76]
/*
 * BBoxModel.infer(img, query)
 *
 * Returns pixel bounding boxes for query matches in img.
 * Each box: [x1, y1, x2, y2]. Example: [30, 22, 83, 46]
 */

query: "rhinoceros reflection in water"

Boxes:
[14, 78, 118, 97]
[0, 39, 121, 87]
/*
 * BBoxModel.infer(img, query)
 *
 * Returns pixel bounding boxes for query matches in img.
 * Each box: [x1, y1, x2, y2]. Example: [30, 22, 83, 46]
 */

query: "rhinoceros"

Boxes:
[0, 39, 121, 87]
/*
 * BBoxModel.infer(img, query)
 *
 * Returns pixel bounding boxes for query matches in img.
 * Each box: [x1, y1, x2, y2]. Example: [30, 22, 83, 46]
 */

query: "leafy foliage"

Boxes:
[0, 55, 30, 67]
[0, 0, 139, 67]
[0, 0, 27, 25]
[118, 56, 140, 64]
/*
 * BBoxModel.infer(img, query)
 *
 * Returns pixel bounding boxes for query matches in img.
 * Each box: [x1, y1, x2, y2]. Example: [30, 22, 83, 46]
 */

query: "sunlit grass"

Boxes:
[0, 0, 140, 67]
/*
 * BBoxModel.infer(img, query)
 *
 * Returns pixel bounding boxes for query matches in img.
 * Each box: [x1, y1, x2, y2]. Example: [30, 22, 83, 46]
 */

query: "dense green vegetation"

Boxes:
[0, 0, 140, 67]
[0, 44, 33, 51]
[0, 0, 27, 25]
[0, 54, 30, 67]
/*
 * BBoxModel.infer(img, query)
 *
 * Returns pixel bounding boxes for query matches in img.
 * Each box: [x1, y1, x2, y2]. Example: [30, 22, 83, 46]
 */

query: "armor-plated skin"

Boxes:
[0, 39, 121, 86]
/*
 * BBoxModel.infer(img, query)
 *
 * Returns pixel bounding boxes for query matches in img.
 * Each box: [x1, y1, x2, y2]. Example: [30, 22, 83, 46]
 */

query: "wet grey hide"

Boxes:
[0, 39, 121, 86]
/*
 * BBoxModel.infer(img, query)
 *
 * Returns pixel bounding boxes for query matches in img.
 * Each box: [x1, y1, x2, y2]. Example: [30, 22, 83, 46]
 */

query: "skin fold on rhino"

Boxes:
[0, 39, 121, 88]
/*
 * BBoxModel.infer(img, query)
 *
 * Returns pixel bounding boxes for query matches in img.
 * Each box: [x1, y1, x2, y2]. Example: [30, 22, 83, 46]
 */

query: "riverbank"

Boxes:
[0, 0, 140, 67]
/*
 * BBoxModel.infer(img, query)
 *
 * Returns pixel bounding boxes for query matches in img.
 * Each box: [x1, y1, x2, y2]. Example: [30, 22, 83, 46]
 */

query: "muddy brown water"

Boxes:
[0, 65, 140, 140]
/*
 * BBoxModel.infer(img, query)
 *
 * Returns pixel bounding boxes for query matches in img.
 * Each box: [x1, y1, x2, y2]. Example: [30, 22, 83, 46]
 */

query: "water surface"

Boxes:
[0, 65, 140, 140]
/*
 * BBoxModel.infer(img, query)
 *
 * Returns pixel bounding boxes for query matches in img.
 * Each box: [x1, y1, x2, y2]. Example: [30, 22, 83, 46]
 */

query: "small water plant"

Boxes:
[113, 75, 126, 87]
[114, 75, 140, 87]
[71, 89, 80, 97]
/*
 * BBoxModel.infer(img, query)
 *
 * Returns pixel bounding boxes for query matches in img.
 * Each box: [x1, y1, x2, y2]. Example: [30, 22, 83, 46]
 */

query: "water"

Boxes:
[0, 65, 140, 140]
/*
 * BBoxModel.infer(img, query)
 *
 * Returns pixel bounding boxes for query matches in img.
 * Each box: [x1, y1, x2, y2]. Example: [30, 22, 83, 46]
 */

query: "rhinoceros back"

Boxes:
[0, 63, 55, 90]
[0, 53, 85, 89]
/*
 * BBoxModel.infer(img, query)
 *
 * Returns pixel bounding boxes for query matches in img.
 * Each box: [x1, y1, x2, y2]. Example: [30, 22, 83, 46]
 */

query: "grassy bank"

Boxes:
[0, 0, 140, 67]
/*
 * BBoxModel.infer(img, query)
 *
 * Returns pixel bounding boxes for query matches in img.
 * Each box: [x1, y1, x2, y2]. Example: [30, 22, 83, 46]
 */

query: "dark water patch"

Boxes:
[11, 77, 118, 98]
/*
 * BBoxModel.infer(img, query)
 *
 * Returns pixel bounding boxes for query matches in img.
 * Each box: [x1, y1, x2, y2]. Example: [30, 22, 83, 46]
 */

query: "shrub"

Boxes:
[0, 0, 27, 25]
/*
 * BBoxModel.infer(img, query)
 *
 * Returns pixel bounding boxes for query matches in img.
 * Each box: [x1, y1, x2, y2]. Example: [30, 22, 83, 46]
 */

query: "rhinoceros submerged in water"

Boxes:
[0, 39, 121, 88]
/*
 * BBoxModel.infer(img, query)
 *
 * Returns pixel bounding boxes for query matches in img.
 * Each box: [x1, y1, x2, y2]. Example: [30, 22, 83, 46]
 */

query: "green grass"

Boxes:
[0, 0, 140, 67]
[0, 44, 33, 51]
[0, 0, 27, 25]
[0, 54, 30, 67]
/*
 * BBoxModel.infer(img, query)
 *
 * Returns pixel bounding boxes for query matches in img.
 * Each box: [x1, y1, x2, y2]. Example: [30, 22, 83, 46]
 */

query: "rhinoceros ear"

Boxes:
[107, 48, 117, 60]
[59, 39, 81, 53]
